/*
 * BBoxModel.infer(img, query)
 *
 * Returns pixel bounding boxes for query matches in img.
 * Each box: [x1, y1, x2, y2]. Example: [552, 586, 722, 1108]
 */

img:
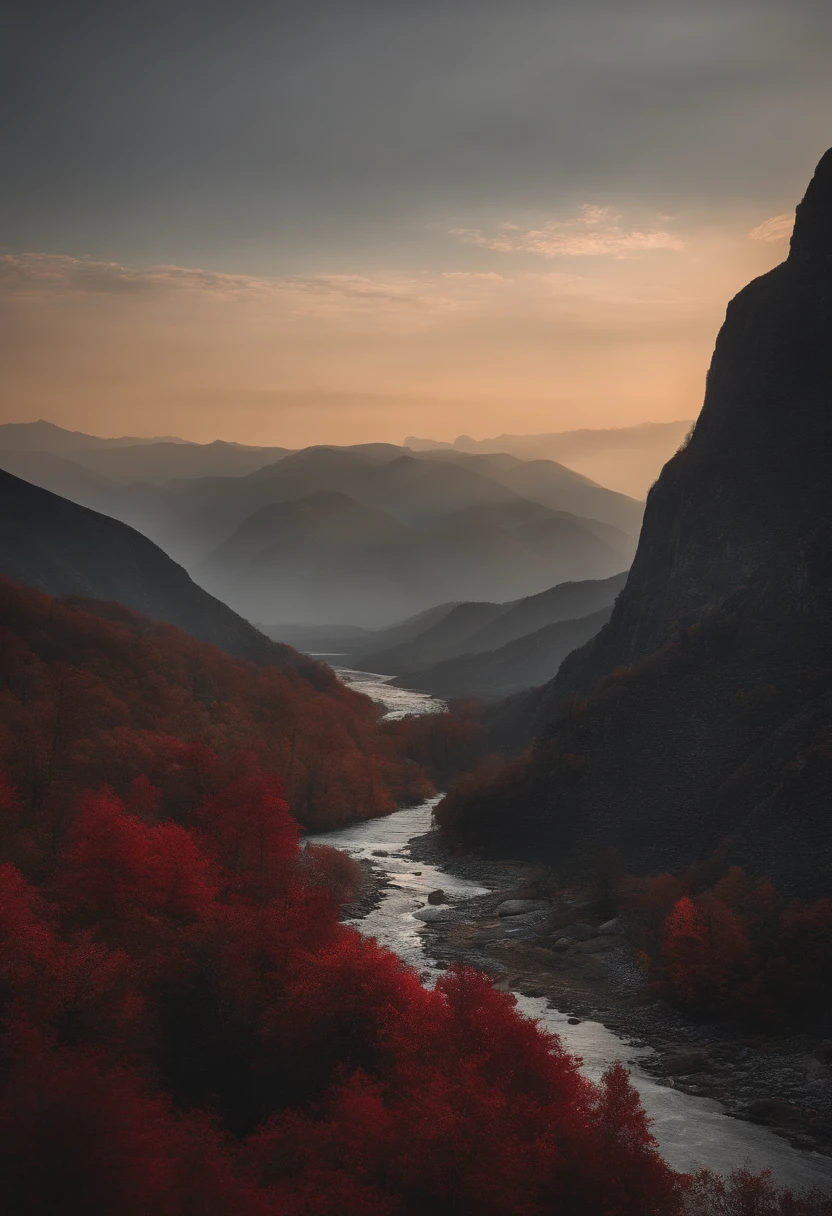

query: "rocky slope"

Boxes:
[438, 150, 832, 898]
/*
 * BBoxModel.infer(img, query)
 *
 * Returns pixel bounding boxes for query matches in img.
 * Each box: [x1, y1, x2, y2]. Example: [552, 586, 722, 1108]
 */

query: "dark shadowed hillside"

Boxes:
[392, 605, 614, 701]
[438, 150, 832, 898]
[0, 469, 324, 681]
[360, 573, 626, 677]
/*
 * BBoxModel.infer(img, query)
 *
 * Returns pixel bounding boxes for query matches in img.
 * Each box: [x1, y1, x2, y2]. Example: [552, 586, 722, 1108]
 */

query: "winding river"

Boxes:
[315, 669, 832, 1192]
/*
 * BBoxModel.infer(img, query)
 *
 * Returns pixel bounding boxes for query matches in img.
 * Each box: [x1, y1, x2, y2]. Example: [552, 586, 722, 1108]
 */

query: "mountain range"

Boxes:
[437, 150, 832, 899]
[0, 429, 642, 627]
[268, 572, 627, 702]
[405, 420, 692, 497]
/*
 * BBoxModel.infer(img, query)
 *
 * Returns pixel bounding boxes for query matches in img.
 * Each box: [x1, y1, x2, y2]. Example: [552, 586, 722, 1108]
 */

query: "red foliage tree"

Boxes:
[0, 580, 820, 1212]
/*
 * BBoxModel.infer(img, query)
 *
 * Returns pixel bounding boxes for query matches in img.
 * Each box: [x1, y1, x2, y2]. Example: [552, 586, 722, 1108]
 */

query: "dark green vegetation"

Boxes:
[439, 150, 832, 901]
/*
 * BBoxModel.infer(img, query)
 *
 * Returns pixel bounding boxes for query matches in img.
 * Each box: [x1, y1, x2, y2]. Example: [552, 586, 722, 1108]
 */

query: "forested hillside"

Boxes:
[0, 578, 721, 1216]
[0, 580, 432, 838]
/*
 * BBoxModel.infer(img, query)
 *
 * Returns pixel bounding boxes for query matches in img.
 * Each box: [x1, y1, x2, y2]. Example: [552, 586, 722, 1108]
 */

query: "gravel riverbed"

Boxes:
[407, 829, 832, 1158]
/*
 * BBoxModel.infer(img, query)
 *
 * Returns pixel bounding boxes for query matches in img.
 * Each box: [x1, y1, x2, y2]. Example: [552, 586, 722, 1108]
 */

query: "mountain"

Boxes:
[0, 448, 121, 511]
[359, 573, 627, 676]
[0, 420, 186, 452]
[198, 488, 626, 626]
[261, 601, 462, 659]
[481, 459, 644, 535]
[67, 439, 292, 484]
[437, 150, 832, 898]
[391, 605, 614, 701]
[159, 445, 641, 561]
[406, 421, 692, 497]
[0, 430, 639, 628]
[362, 601, 508, 674]
[0, 468, 325, 682]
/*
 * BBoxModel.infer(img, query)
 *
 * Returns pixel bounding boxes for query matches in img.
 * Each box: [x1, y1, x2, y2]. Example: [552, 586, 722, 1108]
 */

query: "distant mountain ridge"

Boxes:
[0, 420, 188, 451]
[197, 470, 628, 626]
[406, 421, 692, 497]
[1, 425, 643, 627]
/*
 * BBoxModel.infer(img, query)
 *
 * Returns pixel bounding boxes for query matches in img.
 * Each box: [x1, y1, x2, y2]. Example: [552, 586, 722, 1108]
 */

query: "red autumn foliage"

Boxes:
[0, 578, 433, 851]
[622, 866, 832, 1025]
[0, 580, 824, 1213]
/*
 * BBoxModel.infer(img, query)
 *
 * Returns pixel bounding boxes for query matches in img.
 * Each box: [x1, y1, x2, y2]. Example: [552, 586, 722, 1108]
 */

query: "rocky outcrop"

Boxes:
[438, 151, 832, 897]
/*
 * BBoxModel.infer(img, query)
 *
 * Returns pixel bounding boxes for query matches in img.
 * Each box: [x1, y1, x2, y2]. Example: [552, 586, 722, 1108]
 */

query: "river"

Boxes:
[314, 669, 832, 1192]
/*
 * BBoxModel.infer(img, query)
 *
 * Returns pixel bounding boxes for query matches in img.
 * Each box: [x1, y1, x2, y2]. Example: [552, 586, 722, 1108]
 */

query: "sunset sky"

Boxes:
[2, 0, 831, 446]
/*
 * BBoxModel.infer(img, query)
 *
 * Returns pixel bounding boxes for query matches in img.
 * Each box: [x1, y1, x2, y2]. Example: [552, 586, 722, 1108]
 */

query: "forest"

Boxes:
[1, 578, 825, 1213]
[620, 866, 832, 1027]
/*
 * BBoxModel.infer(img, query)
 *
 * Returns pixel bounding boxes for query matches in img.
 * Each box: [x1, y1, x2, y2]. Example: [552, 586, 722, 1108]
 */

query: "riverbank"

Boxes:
[407, 828, 832, 1158]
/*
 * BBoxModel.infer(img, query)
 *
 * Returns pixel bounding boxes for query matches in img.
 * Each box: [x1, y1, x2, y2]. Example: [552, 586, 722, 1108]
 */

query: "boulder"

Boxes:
[561, 923, 598, 942]
[427, 889, 446, 905]
[576, 937, 616, 954]
[371, 849, 389, 857]
[745, 1099, 804, 1126]
[598, 917, 624, 935]
[661, 1050, 711, 1076]
[495, 899, 547, 918]
[553, 938, 573, 951]
[413, 906, 454, 923]
[499, 910, 545, 926]
[567, 1017, 581, 1025]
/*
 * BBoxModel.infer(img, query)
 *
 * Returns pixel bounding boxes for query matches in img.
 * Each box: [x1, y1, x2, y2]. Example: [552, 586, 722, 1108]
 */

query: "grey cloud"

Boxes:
[1, 1, 830, 268]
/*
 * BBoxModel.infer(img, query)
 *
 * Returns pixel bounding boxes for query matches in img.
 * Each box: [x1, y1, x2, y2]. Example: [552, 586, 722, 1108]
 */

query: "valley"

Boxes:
[315, 672, 832, 1189]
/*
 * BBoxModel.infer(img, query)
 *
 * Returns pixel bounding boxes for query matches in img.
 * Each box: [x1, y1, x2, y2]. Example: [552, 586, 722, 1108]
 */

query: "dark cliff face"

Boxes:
[0, 469, 330, 687]
[440, 151, 832, 897]
[552, 147, 832, 700]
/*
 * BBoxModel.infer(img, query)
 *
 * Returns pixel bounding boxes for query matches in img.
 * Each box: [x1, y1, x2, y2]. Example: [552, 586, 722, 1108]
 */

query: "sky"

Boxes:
[1, 0, 830, 446]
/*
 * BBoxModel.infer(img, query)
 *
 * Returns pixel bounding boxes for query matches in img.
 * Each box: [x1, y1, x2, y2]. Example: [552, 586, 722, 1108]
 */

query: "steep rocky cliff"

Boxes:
[438, 151, 832, 897]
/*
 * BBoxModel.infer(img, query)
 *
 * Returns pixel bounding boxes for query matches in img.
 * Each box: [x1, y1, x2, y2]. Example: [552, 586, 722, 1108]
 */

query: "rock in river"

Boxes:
[495, 899, 547, 918]
[413, 906, 455, 923]
[662, 1051, 711, 1076]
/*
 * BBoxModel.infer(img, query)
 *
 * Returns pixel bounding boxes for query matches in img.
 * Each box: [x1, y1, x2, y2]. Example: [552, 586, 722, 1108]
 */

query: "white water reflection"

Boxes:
[335, 667, 446, 720]
[321, 673, 832, 1192]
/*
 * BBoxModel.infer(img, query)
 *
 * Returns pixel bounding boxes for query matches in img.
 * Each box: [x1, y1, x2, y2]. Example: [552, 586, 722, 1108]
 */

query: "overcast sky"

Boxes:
[1, 0, 830, 444]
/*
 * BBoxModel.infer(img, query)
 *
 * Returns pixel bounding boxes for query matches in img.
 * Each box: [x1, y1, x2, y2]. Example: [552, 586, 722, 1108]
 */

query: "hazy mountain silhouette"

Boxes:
[68, 440, 292, 484]
[0, 469, 325, 682]
[1, 427, 642, 628]
[439, 150, 832, 898]
[0, 420, 186, 451]
[360, 573, 627, 676]
[391, 605, 614, 701]
[198, 485, 626, 626]
[406, 420, 692, 497]
[0, 449, 121, 511]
